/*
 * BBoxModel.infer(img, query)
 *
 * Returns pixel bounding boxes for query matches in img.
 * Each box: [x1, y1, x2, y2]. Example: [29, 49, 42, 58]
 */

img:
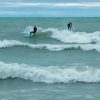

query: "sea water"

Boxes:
[0, 17, 100, 100]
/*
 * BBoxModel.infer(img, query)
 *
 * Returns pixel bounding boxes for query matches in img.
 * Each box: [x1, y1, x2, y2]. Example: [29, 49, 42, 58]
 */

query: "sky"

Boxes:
[0, 0, 100, 17]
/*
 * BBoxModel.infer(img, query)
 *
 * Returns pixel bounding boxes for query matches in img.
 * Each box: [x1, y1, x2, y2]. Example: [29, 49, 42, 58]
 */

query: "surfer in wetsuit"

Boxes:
[30, 26, 37, 36]
[67, 22, 72, 30]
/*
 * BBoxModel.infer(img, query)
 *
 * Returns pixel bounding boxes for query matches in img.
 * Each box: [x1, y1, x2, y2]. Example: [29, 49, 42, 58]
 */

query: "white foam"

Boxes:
[36, 27, 100, 44]
[1, 39, 100, 52]
[52, 30, 100, 44]
[23, 25, 33, 36]
[23, 26, 100, 43]
[0, 61, 100, 83]
[24, 25, 33, 33]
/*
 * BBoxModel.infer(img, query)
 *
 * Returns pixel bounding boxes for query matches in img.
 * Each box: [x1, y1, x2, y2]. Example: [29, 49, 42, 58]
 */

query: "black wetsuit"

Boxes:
[30, 26, 37, 36]
[68, 23, 70, 30]
[67, 22, 72, 30]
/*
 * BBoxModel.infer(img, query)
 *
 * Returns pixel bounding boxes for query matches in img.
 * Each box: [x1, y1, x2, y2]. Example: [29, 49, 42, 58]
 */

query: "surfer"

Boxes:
[30, 26, 37, 36]
[67, 22, 72, 30]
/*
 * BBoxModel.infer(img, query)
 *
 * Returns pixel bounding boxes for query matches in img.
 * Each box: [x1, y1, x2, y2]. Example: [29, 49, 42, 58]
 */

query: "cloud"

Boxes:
[0, 2, 100, 17]
[0, 2, 100, 7]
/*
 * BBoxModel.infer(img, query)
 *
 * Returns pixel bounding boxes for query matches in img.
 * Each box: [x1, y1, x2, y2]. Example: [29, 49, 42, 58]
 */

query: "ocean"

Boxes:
[0, 17, 100, 100]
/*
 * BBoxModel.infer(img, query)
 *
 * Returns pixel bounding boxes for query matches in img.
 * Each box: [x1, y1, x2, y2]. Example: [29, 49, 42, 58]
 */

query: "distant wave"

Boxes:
[0, 40, 100, 52]
[23, 25, 100, 43]
[0, 61, 100, 83]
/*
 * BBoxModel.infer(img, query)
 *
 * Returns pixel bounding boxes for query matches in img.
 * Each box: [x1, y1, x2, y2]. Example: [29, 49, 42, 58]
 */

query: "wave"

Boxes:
[0, 61, 100, 83]
[23, 26, 100, 43]
[0, 40, 100, 52]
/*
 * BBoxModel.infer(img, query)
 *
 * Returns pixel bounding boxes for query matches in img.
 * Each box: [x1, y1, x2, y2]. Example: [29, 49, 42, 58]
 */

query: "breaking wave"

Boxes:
[0, 40, 100, 52]
[23, 26, 100, 43]
[0, 61, 100, 83]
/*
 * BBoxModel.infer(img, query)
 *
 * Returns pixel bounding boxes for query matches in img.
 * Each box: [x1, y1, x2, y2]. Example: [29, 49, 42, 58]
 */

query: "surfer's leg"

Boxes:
[34, 32, 36, 36]
[68, 26, 69, 30]
[70, 26, 72, 30]
[30, 31, 33, 35]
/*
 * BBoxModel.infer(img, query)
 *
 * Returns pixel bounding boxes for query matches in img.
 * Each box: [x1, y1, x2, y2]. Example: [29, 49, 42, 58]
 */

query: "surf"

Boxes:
[23, 26, 100, 44]
[0, 61, 100, 83]
[0, 39, 100, 52]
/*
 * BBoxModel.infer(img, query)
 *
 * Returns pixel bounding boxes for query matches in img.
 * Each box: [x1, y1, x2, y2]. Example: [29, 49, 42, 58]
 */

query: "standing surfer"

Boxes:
[67, 22, 72, 30]
[30, 26, 37, 36]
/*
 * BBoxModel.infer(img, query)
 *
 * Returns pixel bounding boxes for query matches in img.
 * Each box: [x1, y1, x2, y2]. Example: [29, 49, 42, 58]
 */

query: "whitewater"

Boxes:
[24, 25, 100, 43]
[0, 61, 100, 83]
[1, 39, 100, 52]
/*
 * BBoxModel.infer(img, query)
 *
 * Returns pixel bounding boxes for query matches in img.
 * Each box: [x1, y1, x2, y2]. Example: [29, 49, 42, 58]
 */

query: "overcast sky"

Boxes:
[0, 0, 100, 17]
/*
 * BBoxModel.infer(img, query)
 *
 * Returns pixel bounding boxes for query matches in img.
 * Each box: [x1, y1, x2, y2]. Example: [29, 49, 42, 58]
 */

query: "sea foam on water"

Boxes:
[24, 26, 100, 43]
[0, 40, 100, 52]
[0, 61, 100, 83]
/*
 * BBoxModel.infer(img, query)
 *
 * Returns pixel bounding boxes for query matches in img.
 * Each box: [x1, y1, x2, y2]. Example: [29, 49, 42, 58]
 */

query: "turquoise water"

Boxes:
[0, 17, 100, 100]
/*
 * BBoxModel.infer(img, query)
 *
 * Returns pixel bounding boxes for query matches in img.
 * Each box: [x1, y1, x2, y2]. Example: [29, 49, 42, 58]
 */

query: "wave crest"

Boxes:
[0, 40, 100, 52]
[0, 62, 100, 83]
[23, 26, 100, 43]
